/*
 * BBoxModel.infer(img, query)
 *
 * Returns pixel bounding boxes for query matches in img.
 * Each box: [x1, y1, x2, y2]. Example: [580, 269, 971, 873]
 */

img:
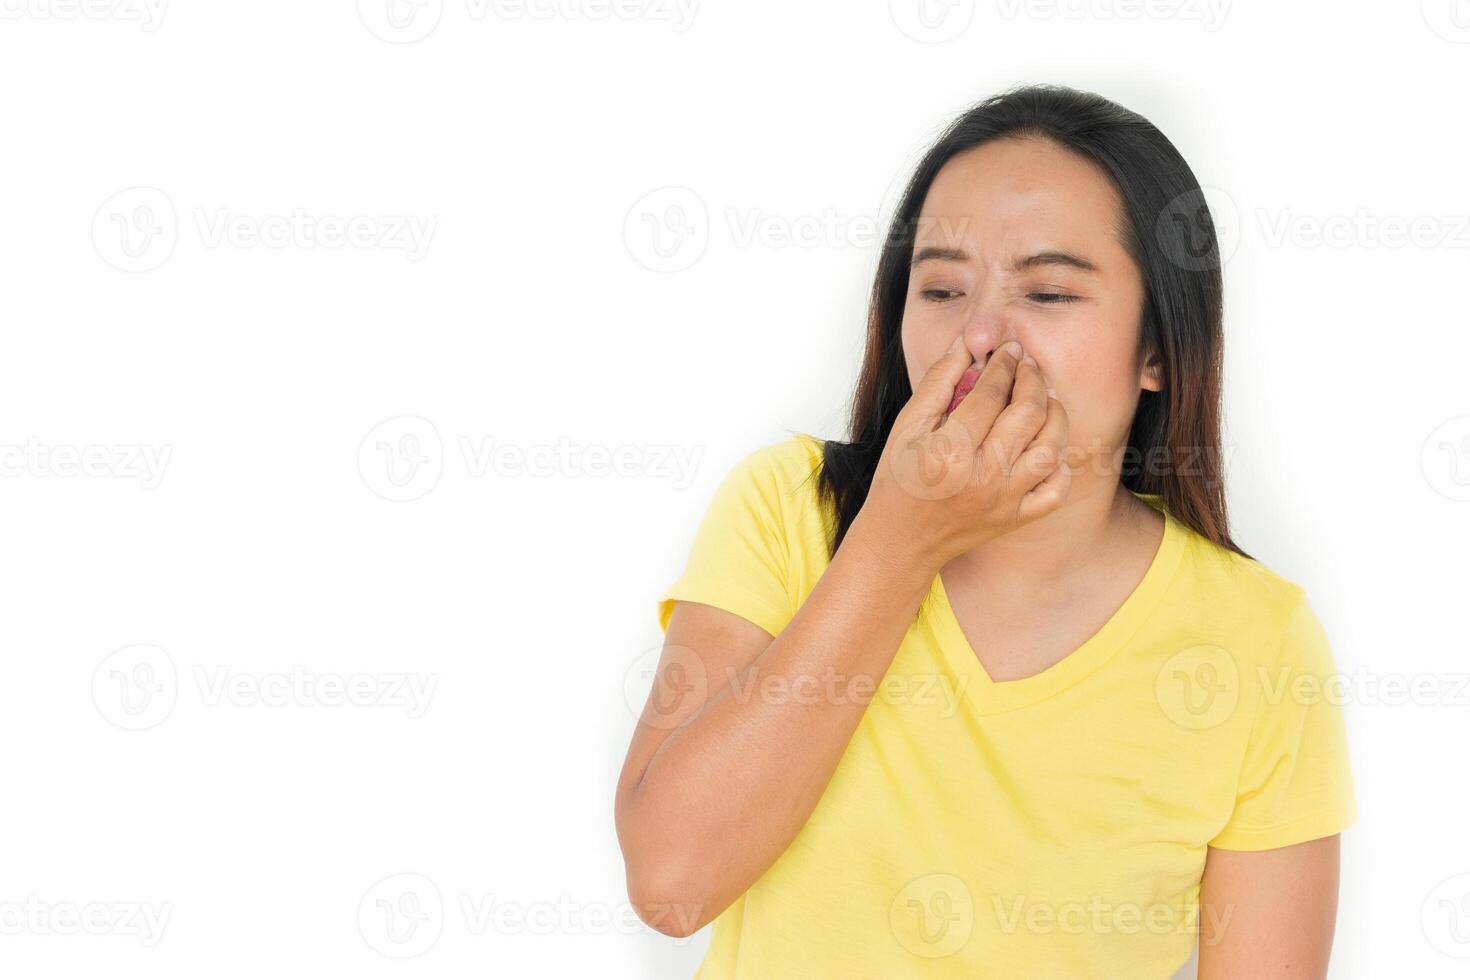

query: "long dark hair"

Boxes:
[808, 82, 1248, 572]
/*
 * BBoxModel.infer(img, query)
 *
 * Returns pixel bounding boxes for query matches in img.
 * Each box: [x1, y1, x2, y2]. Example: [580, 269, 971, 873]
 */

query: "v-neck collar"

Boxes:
[924, 492, 1188, 716]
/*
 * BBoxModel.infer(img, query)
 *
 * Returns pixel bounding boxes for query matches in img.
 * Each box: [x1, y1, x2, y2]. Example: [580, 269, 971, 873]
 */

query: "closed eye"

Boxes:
[924, 288, 1080, 304]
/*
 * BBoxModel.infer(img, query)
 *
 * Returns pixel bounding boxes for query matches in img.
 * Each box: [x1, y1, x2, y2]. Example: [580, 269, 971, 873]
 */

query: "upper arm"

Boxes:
[617, 440, 810, 883]
[620, 442, 803, 810]
[1209, 588, 1357, 851]
[615, 599, 775, 816]
[1198, 834, 1341, 979]
[1197, 588, 1354, 976]
[653, 442, 798, 641]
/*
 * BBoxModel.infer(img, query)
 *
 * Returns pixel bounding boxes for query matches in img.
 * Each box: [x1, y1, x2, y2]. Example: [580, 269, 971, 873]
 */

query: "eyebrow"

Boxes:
[909, 246, 1100, 274]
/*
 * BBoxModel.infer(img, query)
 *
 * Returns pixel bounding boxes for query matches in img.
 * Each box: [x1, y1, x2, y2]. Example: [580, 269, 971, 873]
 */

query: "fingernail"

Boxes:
[948, 335, 963, 352]
[1046, 385, 1058, 399]
[1003, 340, 1023, 357]
[1021, 353, 1036, 366]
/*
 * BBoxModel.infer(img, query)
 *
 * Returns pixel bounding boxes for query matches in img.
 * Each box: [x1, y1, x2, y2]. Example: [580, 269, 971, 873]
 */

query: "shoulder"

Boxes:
[1172, 520, 1325, 668]
[734, 432, 825, 482]
[721, 433, 833, 556]
[723, 433, 827, 510]
[1188, 528, 1305, 604]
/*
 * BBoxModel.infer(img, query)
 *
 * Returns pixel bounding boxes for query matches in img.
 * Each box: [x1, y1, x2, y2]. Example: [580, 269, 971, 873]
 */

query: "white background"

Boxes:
[2, 1, 1467, 977]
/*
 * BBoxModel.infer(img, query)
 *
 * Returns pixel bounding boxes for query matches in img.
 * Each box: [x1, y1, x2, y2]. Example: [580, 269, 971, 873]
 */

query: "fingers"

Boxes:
[984, 353, 1051, 472]
[1012, 393, 1069, 491]
[904, 335, 982, 428]
[1017, 455, 1071, 523]
[946, 339, 1023, 447]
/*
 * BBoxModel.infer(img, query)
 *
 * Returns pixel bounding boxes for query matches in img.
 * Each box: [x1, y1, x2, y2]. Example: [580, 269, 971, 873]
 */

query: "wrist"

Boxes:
[846, 507, 943, 589]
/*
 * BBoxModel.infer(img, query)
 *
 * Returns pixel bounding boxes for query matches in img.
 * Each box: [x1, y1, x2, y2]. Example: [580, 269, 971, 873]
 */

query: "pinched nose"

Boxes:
[945, 342, 1020, 414]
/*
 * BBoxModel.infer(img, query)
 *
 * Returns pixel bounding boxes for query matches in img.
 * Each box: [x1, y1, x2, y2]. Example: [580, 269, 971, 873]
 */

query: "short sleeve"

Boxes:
[1209, 589, 1358, 851]
[655, 444, 795, 639]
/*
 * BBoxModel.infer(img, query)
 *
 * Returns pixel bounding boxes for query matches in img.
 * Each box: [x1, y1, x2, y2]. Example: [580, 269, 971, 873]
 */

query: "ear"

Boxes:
[1139, 346, 1165, 393]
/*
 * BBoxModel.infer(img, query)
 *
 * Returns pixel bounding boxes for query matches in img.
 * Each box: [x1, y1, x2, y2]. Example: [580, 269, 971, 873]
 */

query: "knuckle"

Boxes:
[1008, 400, 1046, 428]
[974, 378, 1011, 405]
[975, 440, 1006, 479]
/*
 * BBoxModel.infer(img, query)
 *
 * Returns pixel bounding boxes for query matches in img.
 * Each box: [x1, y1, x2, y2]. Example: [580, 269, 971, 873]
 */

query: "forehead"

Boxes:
[916, 137, 1129, 258]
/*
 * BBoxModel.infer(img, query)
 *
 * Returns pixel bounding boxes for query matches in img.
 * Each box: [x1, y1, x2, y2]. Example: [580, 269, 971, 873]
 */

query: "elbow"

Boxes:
[615, 784, 714, 938]
[623, 855, 712, 939]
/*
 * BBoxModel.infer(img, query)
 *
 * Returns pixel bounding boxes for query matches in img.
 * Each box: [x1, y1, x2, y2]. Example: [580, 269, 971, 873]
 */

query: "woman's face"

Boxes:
[900, 136, 1161, 486]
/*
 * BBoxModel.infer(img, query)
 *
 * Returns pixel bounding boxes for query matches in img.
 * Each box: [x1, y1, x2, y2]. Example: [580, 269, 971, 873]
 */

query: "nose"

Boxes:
[960, 310, 1021, 364]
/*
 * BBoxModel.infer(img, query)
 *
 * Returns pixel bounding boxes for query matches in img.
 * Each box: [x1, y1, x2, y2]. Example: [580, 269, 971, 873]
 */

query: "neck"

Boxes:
[943, 476, 1160, 596]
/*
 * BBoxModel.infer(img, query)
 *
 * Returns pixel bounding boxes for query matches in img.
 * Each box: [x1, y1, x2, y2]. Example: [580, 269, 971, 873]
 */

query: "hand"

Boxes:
[862, 337, 1071, 569]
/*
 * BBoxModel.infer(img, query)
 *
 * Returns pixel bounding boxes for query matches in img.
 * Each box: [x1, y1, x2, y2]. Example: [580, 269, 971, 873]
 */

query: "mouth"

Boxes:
[946, 360, 983, 414]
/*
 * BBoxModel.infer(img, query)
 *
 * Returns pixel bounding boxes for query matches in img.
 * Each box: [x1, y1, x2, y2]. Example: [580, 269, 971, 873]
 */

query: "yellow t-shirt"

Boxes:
[654, 433, 1357, 979]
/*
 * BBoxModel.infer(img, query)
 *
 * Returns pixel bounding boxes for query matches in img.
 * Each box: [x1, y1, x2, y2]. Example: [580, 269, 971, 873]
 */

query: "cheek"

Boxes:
[899, 317, 919, 390]
[1034, 318, 1143, 443]
[899, 306, 947, 389]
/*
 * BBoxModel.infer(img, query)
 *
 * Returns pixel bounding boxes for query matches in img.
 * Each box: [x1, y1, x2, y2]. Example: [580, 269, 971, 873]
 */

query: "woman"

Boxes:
[615, 83, 1356, 978]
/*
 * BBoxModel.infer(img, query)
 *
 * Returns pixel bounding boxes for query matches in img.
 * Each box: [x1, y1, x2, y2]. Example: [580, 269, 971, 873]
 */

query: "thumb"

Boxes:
[906, 335, 977, 422]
